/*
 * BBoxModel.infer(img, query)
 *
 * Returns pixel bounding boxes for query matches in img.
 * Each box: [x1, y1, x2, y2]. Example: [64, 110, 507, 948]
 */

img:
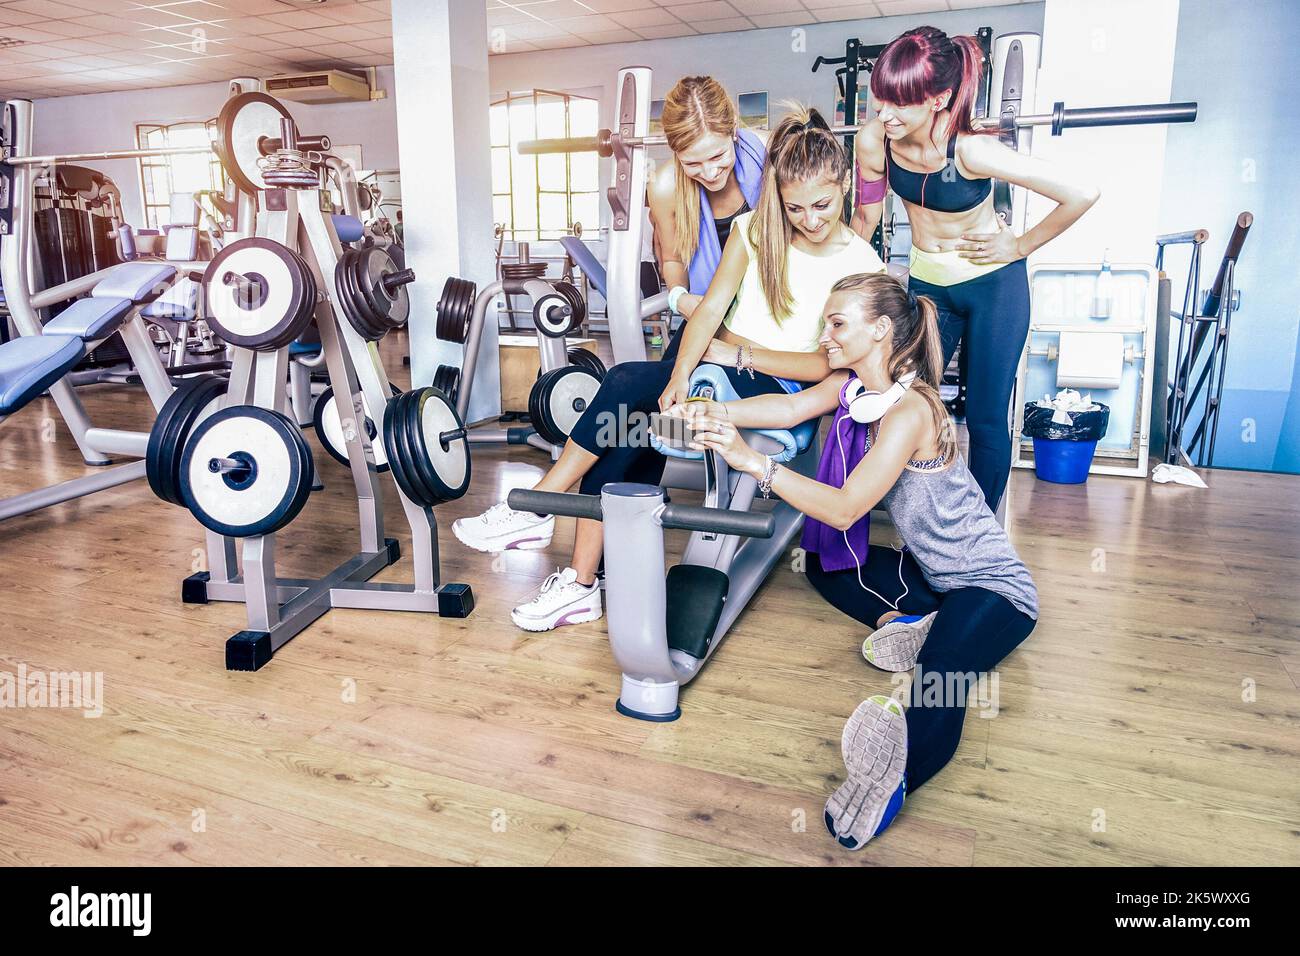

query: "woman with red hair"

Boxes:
[851, 26, 1099, 511]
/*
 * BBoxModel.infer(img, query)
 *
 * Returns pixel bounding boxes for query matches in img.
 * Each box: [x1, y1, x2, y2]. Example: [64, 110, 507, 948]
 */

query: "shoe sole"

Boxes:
[863, 612, 936, 672]
[452, 521, 553, 554]
[824, 699, 907, 850]
[511, 603, 602, 632]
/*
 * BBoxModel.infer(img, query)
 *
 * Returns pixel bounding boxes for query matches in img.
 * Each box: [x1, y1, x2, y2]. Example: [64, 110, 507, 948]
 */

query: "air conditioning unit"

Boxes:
[264, 69, 369, 104]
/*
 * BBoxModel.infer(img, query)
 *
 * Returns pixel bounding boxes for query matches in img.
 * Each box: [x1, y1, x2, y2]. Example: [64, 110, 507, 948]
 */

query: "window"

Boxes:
[135, 121, 225, 230]
[490, 89, 599, 242]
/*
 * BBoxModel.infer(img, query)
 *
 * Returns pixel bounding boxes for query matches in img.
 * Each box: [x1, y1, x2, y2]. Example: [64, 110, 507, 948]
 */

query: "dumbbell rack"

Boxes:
[186, 168, 470, 672]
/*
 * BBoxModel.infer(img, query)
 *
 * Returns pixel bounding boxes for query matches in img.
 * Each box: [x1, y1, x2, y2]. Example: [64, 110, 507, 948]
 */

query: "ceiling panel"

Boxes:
[0, 0, 1030, 99]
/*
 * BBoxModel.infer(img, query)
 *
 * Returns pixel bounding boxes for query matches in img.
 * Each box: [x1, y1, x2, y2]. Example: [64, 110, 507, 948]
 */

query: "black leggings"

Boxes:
[806, 550, 1035, 791]
[909, 259, 1030, 512]
[566, 326, 788, 495]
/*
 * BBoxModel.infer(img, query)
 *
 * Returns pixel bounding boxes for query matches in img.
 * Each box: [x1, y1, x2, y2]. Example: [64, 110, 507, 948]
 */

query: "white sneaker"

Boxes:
[452, 501, 554, 553]
[511, 568, 603, 632]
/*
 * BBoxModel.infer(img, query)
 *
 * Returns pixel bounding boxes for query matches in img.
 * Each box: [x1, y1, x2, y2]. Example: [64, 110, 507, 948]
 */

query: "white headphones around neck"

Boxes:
[840, 371, 918, 424]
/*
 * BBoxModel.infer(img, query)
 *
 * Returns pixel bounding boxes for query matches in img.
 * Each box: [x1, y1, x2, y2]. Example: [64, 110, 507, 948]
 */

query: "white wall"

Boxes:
[29, 67, 400, 227]
[1027, 0, 1181, 263]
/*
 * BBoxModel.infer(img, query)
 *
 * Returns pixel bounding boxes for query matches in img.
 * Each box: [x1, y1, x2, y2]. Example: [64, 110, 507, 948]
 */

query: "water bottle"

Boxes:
[1092, 252, 1113, 320]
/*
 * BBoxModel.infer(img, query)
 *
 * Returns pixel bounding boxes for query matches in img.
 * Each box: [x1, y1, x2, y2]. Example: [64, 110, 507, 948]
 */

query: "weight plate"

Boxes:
[214, 92, 293, 196]
[432, 363, 461, 407]
[531, 366, 601, 446]
[336, 248, 385, 341]
[204, 238, 315, 349]
[312, 384, 397, 473]
[383, 389, 434, 507]
[436, 276, 475, 344]
[147, 374, 228, 505]
[554, 280, 587, 331]
[566, 347, 606, 379]
[355, 246, 410, 331]
[179, 405, 314, 538]
[408, 386, 470, 504]
[533, 289, 574, 338]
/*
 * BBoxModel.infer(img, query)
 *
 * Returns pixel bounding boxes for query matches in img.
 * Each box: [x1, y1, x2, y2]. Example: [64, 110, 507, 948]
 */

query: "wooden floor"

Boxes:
[1, 333, 1297, 867]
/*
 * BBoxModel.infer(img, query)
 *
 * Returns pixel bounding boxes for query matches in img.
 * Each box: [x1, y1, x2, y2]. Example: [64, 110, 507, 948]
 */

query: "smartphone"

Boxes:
[650, 412, 694, 449]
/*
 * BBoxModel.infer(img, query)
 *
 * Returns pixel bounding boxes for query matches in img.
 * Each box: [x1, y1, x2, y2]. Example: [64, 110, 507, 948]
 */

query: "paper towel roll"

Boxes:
[1057, 331, 1124, 390]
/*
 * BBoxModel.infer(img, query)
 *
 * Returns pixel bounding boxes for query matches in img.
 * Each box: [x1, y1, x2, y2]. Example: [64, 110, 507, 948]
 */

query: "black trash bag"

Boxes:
[1023, 402, 1110, 441]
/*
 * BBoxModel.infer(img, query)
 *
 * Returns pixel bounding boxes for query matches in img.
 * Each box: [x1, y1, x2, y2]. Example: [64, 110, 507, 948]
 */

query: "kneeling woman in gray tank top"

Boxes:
[674, 272, 1038, 852]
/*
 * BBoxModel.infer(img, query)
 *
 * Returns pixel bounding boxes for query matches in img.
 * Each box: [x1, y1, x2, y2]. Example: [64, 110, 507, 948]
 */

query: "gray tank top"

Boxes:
[876, 435, 1039, 620]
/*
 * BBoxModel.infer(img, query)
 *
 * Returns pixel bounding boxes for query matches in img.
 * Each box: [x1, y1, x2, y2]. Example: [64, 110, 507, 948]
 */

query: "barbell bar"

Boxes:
[516, 101, 1198, 155]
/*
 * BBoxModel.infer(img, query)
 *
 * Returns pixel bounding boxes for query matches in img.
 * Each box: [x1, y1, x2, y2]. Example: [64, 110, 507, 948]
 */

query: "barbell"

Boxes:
[515, 101, 1198, 155]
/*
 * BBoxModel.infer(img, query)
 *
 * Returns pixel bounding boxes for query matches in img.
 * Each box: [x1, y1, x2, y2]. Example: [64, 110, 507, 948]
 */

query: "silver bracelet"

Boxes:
[758, 455, 778, 498]
[745, 344, 755, 379]
[735, 344, 744, 376]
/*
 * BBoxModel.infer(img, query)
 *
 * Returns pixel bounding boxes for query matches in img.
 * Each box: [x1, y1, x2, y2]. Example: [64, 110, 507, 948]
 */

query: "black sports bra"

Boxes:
[885, 135, 990, 213]
[713, 200, 749, 249]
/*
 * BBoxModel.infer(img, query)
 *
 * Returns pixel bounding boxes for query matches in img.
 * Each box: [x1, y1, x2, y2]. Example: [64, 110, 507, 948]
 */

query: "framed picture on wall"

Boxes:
[649, 99, 664, 136]
[738, 91, 768, 130]
[834, 96, 873, 127]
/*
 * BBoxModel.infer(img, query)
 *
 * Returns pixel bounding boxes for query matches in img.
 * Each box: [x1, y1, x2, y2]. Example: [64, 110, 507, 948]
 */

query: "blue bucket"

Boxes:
[1032, 437, 1098, 484]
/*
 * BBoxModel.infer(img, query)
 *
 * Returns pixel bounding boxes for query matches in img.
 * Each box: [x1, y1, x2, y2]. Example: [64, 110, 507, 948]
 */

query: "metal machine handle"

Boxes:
[508, 489, 776, 540]
[660, 503, 774, 539]
[509, 489, 603, 521]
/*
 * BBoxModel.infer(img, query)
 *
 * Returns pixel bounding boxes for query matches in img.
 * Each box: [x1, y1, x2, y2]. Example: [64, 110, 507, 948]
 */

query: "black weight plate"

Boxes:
[437, 276, 474, 343]
[353, 251, 389, 341]
[147, 374, 228, 505]
[408, 387, 471, 504]
[532, 289, 573, 338]
[532, 366, 600, 445]
[403, 387, 440, 505]
[384, 389, 434, 507]
[214, 92, 292, 196]
[528, 368, 545, 436]
[347, 246, 380, 331]
[204, 238, 316, 350]
[335, 248, 380, 341]
[278, 247, 315, 350]
[455, 277, 475, 340]
[433, 364, 461, 407]
[312, 385, 392, 473]
[555, 280, 587, 333]
[400, 387, 442, 507]
[438, 277, 465, 343]
[179, 405, 314, 538]
[381, 390, 419, 505]
[355, 247, 390, 328]
[567, 347, 606, 379]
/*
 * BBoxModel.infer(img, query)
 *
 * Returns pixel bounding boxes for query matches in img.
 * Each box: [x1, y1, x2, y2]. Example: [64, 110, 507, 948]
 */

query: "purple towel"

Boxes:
[686, 127, 766, 295]
[800, 405, 871, 571]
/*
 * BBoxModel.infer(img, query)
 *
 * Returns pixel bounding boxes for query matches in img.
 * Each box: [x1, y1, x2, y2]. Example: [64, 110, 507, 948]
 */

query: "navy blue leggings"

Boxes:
[909, 259, 1030, 511]
[566, 327, 788, 495]
[806, 550, 1035, 791]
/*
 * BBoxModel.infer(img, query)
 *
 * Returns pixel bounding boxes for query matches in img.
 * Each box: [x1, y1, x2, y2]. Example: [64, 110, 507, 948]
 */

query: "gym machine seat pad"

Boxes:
[93, 262, 177, 302]
[42, 296, 132, 339]
[559, 236, 606, 298]
[141, 279, 199, 321]
[649, 364, 817, 463]
[0, 334, 85, 414]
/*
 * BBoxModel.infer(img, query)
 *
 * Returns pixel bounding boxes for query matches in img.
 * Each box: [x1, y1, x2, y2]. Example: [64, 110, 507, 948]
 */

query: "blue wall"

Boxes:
[1158, 0, 1300, 472]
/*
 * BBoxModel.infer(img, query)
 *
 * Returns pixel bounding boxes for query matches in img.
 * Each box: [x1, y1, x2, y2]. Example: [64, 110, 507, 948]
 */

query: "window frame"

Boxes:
[134, 119, 225, 230]
[490, 87, 599, 243]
